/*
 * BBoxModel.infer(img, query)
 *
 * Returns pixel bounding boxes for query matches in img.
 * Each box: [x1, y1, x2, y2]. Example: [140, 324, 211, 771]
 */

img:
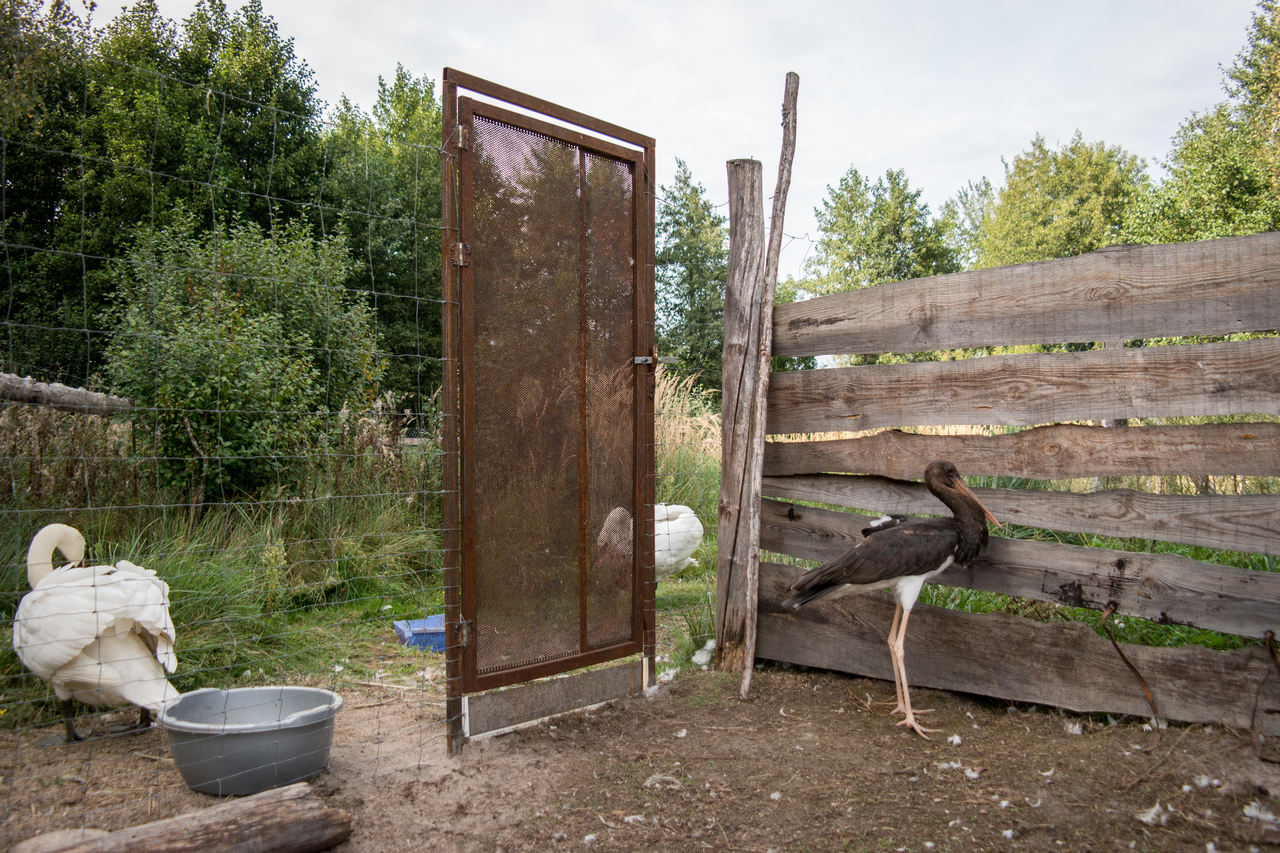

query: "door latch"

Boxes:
[634, 356, 679, 365]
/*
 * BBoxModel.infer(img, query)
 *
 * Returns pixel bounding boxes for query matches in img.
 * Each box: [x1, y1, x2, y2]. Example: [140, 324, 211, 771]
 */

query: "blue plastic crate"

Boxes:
[393, 614, 445, 652]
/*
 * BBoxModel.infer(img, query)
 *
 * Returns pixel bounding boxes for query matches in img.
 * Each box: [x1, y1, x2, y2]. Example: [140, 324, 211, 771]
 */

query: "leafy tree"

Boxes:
[655, 159, 727, 392]
[802, 167, 959, 297]
[975, 132, 1147, 267]
[104, 215, 379, 502]
[323, 66, 444, 411]
[940, 178, 994, 270]
[1, 0, 326, 386]
[0, 0, 90, 135]
[1122, 0, 1280, 243]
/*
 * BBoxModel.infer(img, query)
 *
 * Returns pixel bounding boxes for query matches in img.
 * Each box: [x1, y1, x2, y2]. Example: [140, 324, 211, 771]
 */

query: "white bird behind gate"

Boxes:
[596, 504, 704, 581]
[13, 523, 178, 742]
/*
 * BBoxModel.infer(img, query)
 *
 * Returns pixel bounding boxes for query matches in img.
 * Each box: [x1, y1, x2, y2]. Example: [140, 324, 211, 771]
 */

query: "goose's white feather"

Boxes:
[596, 504, 705, 581]
[13, 524, 178, 714]
[654, 503, 703, 580]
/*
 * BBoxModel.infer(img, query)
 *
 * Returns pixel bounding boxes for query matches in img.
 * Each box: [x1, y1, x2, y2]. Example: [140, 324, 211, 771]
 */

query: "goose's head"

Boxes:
[27, 523, 87, 588]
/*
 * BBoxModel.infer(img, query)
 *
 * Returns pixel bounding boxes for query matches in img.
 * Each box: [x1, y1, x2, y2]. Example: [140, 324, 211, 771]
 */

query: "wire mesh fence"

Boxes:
[0, 15, 721, 842]
[0, 28, 456, 838]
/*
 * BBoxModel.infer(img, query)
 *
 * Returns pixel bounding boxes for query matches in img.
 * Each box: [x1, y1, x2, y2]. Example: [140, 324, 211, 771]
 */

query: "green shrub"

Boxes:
[104, 215, 384, 501]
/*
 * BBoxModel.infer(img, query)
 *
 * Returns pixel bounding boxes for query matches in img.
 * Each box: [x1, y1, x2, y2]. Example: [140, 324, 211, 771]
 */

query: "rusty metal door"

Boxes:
[441, 71, 655, 746]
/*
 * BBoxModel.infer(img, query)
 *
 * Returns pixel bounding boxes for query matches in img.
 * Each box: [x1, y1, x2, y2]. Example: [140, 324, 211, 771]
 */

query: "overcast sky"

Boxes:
[106, 0, 1258, 279]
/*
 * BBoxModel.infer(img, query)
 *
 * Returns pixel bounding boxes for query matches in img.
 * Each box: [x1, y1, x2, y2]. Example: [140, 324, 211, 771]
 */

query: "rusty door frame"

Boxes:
[440, 69, 656, 754]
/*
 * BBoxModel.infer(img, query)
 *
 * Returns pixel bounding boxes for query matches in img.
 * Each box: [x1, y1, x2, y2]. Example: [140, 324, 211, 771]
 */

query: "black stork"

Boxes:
[780, 460, 999, 739]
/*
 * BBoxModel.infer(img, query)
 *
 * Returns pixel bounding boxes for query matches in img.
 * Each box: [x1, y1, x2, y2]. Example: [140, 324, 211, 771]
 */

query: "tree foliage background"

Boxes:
[656, 159, 727, 393]
[0, 0, 442, 501]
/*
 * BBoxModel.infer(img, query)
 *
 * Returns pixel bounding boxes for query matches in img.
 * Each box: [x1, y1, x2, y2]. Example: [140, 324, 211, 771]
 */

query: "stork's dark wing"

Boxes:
[782, 518, 960, 607]
[861, 515, 906, 537]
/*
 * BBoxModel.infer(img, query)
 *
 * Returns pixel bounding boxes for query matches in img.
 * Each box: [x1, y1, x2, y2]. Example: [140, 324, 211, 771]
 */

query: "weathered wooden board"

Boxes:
[759, 498, 1280, 638]
[762, 472, 1280, 555]
[466, 662, 642, 737]
[763, 423, 1280, 480]
[757, 561, 1280, 735]
[715, 158, 770, 677]
[767, 338, 1280, 433]
[772, 232, 1280, 358]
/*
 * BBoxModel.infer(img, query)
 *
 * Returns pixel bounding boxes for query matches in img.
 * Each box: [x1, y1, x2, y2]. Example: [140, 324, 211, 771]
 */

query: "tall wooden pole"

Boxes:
[716, 73, 798, 699]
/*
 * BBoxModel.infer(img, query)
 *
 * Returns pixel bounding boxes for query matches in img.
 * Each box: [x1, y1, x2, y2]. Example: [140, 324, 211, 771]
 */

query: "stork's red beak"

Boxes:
[953, 478, 1001, 529]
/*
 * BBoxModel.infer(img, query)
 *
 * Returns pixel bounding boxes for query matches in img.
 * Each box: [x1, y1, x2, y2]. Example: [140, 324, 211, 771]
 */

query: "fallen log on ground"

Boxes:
[11, 782, 353, 853]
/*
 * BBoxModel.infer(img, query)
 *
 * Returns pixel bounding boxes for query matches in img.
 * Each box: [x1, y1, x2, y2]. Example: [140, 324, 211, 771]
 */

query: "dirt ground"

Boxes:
[3, 664, 1280, 853]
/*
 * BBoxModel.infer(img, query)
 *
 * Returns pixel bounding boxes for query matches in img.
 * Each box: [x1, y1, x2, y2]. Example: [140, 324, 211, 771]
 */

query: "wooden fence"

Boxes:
[719, 229, 1280, 735]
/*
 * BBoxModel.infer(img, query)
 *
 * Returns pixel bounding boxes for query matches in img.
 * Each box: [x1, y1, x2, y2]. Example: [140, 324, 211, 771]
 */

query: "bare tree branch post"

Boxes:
[0, 372, 133, 416]
[716, 72, 799, 700]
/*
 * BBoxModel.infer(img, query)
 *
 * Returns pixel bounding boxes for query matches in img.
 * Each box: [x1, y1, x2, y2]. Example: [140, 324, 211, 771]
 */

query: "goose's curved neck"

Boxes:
[27, 524, 86, 588]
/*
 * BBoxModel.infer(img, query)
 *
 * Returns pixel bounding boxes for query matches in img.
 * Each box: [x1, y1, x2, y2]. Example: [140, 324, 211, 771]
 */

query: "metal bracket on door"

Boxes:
[633, 356, 679, 365]
[450, 242, 471, 267]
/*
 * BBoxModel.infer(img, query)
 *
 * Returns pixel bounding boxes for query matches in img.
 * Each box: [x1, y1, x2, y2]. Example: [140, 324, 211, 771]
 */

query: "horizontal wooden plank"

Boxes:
[772, 232, 1280, 358]
[759, 498, 1280, 638]
[762, 472, 1280, 555]
[766, 338, 1280, 433]
[763, 423, 1280, 479]
[757, 561, 1280, 735]
[465, 661, 642, 738]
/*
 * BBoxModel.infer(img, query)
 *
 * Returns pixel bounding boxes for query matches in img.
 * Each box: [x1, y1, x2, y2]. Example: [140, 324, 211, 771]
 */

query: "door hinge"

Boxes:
[450, 242, 471, 267]
[457, 125, 470, 150]
[455, 619, 471, 650]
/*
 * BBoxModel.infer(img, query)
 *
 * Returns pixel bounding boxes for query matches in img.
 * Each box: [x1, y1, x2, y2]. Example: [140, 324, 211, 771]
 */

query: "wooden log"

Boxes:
[737, 71, 799, 701]
[760, 498, 1280, 638]
[13, 782, 352, 853]
[757, 561, 1280, 735]
[772, 232, 1280, 358]
[763, 422, 1280, 479]
[0, 372, 133, 416]
[766, 338, 1280, 433]
[715, 158, 768, 678]
[762, 472, 1280, 555]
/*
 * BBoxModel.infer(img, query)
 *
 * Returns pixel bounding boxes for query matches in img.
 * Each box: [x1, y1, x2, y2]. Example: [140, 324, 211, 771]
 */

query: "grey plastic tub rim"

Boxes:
[158, 686, 343, 733]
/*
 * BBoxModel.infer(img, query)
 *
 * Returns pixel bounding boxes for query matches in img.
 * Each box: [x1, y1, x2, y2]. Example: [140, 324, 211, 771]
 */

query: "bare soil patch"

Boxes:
[3, 666, 1278, 852]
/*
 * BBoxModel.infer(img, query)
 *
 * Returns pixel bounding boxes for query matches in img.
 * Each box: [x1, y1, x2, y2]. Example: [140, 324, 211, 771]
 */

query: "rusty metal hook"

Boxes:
[1101, 603, 1161, 749]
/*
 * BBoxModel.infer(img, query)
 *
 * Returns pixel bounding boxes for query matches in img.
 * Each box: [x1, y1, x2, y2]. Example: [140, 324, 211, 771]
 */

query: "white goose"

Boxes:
[13, 524, 178, 742]
[654, 504, 703, 580]
[597, 504, 704, 581]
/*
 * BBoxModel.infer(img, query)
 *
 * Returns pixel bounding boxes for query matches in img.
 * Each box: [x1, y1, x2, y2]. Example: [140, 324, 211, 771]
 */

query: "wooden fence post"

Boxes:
[716, 73, 798, 698]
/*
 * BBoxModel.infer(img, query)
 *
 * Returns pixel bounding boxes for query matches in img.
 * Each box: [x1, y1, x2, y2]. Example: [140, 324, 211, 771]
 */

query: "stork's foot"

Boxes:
[896, 714, 940, 739]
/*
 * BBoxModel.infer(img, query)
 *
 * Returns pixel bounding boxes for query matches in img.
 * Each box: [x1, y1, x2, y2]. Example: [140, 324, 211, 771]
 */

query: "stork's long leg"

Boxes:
[891, 606, 938, 739]
[886, 603, 907, 715]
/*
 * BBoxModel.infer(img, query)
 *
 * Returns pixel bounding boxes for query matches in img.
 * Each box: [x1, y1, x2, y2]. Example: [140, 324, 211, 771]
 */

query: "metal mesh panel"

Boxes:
[467, 115, 638, 680]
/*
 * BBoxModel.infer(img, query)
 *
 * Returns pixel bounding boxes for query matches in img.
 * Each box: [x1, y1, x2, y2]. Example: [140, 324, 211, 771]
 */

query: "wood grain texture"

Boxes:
[757, 562, 1280, 734]
[738, 71, 800, 701]
[763, 423, 1280, 479]
[772, 232, 1280, 358]
[715, 158, 769, 675]
[33, 782, 352, 853]
[766, 338, 1280, 433]
[762, 472, 1280, 555]
[759, 498, 1280, 638]
[0, 372, 133, 416]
